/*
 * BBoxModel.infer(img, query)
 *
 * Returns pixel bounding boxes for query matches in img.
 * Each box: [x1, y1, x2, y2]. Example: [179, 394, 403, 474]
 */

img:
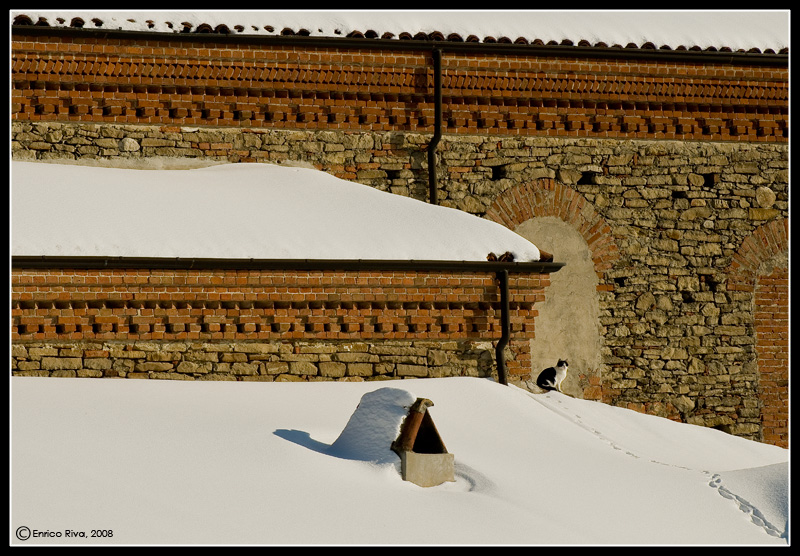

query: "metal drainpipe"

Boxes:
[495, 269, 511, 386]
[10, 256, 565, 274]
[428, 48, 442, 205]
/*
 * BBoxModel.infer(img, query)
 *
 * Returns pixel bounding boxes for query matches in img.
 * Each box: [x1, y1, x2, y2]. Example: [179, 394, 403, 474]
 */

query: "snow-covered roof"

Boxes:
[10, 10, 790, 54]
[11, 376, 789, 544]
[11, 161, 543, 263]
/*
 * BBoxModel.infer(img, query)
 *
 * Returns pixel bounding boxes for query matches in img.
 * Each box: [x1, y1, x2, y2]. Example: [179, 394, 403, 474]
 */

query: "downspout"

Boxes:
[428, 48, 442, 205]
[495, 269, 510, 386]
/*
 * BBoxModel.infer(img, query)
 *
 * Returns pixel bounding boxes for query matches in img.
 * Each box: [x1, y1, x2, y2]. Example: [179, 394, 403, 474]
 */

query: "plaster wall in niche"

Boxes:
[515, 216, 603, 397]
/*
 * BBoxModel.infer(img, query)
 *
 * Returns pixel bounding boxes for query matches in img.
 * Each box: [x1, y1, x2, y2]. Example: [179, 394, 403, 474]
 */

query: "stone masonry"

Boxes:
[11, 340, 503, 382]
[11, 121, 789, 445]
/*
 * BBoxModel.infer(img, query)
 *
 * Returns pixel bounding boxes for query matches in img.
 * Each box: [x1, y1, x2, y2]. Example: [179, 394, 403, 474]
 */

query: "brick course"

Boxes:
[12, 267, 547, 381]
[11, 31, 788, 141]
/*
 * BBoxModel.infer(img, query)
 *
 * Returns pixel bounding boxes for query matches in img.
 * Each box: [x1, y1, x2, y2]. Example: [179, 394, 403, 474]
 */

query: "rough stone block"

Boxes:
[319, 361, 346, 377]
[41, 357, 82, 370]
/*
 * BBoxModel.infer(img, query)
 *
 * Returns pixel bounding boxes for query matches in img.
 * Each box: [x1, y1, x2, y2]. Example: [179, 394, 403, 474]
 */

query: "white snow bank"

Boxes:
[11, 161, 542, 262]
[326, 387, 415, 463]
[10, 376, 788, 545]
[711, 463, 789, 540]
[11, 10, 790, 52]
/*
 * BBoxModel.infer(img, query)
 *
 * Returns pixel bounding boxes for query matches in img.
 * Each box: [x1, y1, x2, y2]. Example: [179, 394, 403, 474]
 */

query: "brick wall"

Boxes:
[754, 265, 789, 448]
[11, 30, 788, 142]
[11, 267, 547, 382]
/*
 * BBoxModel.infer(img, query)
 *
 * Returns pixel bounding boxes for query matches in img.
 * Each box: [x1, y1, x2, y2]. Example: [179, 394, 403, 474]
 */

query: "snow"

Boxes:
[10, 160, 542, 262]
[10, 376, 788, 545]
[11, 10, 790, 52]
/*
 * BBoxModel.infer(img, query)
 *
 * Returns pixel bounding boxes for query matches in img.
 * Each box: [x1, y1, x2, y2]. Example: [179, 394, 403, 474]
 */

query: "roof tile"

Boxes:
[11, 12, 788, 55]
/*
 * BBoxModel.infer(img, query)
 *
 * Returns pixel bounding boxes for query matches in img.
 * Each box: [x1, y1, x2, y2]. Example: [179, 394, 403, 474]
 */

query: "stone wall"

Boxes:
[11, 339, 504, 382]
[11, 122, 789, 445]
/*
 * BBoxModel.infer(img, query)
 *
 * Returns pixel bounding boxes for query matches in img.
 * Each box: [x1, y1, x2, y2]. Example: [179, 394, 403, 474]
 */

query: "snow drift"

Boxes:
[10, 376, 789, 545]
[11, 161, 542, 262]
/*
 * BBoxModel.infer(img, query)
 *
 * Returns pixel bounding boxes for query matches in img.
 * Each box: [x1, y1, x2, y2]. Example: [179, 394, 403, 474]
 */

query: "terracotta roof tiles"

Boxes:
[11, 11, 789, 55]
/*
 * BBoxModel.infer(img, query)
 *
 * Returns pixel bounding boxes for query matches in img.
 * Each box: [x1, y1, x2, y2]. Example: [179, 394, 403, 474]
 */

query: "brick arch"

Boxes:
[725, 217, 789, 284]
[485, 178, 620, 274]
[725, 217, 789, 448]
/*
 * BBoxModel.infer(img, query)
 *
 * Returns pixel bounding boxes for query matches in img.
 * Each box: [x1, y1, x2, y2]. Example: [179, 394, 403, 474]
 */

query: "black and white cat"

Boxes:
[536, 359, 568, 392]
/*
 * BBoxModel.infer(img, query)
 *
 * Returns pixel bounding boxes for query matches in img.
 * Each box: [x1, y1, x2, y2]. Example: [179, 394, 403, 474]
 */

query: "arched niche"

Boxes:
[485, 179, 618, 398]
[515, 216, 603, 397]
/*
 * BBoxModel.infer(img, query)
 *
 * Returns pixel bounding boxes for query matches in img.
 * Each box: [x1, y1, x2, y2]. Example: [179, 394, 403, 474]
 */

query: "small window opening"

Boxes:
[491, 165, 506, 181]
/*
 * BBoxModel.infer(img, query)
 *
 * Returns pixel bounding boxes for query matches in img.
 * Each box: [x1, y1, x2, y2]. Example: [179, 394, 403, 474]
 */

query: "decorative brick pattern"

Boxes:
[11, 267, 548, 381]
[10, 32, 788, 141]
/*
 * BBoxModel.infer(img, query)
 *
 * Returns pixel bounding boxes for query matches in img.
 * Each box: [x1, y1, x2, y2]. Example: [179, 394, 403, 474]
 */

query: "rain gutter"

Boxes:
[11, 256, 564, 274]
[11, 25, 788, 66]
[12, 255, 564, 385]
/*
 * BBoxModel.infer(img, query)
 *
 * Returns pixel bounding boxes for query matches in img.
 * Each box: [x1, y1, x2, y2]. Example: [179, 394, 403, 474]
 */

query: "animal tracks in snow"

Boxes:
[526, 390, 787, 542]
[708, 474, 786, 540]
[526, 392, 651, 464]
